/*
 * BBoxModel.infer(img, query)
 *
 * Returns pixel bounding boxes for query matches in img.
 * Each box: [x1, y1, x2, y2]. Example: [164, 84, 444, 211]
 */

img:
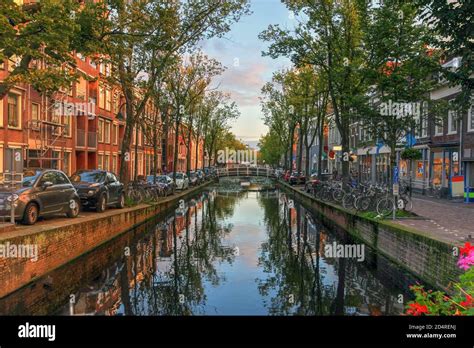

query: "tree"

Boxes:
[362, 0, 439, 181]
[258, 131, 285, 167]
[416, 0, 473, 108]
[164, 52, 225, 181]
[260, 0, 369, 180]
[96, 0, 250, 182]
[0, 0, 103, 97]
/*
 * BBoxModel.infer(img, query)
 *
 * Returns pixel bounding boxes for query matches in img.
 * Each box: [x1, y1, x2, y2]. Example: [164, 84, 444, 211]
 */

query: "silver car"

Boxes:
[0, 169, 80, 225]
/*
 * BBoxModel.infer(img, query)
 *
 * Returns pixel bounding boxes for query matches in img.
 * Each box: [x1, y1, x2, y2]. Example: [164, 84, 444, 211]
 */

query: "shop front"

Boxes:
[430, 147, 461, 198]
[398, 146, 430, 193]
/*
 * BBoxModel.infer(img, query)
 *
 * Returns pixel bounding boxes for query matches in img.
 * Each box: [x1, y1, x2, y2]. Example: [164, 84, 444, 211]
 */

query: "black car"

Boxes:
[189, 171, 199, 186]
[289, 172, 306, 185]
[147, 175, 175, 196]
[0, 169, 80, 225]
[70, 170, 125, 212]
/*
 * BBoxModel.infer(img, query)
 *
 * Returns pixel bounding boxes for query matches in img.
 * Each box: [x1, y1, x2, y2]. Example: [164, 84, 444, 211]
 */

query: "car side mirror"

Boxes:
[42, 181, 53, 190]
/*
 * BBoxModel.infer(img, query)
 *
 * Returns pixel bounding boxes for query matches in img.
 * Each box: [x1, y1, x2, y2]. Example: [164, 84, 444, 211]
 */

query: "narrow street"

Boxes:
[395, 196, 474, 244]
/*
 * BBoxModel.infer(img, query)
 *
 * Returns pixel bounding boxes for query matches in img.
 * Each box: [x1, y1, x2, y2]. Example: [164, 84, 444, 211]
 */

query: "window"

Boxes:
[39, 172, 59, 186]
[448, 101, 457, 134]
[112, 154, 118, 174]
[31, 103, 40, 129]
[435, 117, 443, 136]
[63, 115, 71, 137]
[0, 98, 3, 127]
[98, 119, 104, 143]
[77, 77, 87, 100]
[105, 88, 112, 111]
[8, 55, 20, 72]
[468, 105, 474, 132]
[448, 110, 457, 134]
[421, 102, 428, 137]
[0, 146, 3, 182]
[7, 93, 21, 129]
[112, 124, 118, 145]
[98, 154, 104, 170]
[99, 85, 105, 109]
[104, 154, 110, 171]
[77, 53, 86, 61]
[31, 103, 40, 121]
[56, 171, 69, 185]
[63, 152, 71, 176]
[105, 121, 111, 143]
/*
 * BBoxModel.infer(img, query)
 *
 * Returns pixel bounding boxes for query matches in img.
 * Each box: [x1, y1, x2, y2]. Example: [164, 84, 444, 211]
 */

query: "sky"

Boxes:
[201, 0, 293, 147]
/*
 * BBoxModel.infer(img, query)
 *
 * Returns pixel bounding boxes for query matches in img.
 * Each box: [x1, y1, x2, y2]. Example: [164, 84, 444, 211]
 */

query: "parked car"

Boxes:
[0, 169, 80, 225]
[146, 175, 174, 196]
[289, 172, 306, 185]
[305, 173, 322, 192]
[196, 170, 205, 183]
[169, 172, 189, 190]
[70, 170, 125, 212]
[189, 171, 199, 186]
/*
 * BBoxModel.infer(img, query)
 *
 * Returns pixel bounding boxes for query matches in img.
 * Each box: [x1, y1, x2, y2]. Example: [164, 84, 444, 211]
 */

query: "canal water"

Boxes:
[0, 187, 421, 315]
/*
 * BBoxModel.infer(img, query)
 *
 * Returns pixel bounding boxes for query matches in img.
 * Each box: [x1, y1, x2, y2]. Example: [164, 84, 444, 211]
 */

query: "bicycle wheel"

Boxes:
[357, 196, 371, 211]
[342, 194, 355, 209]
[333, 189, 344, 202]
[376, 197, 395, 217]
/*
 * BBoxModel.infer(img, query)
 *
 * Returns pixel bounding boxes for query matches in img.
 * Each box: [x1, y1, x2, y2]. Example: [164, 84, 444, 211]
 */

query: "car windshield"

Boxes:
[22, 171, 41, 187]
[175, 173, 184, 179]
[157, 176, 168, 183]
[71, 172, 105, 183]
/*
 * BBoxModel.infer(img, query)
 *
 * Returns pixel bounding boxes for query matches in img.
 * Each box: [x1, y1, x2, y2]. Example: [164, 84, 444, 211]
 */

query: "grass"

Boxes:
[359, 209, 416, 220]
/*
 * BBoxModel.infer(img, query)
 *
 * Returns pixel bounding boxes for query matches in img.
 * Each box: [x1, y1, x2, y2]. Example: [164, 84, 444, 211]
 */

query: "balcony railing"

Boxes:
[88, 132, 97, 149]
[77, 129, 86, 147]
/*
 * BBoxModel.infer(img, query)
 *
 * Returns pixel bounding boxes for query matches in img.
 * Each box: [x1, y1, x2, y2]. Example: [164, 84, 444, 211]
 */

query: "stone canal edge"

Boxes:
[0, 182, 212, 299]
[277, 181, 462, 293]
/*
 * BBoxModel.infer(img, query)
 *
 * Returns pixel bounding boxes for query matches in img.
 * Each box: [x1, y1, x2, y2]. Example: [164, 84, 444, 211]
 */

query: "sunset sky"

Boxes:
[202, 0, 293, 146]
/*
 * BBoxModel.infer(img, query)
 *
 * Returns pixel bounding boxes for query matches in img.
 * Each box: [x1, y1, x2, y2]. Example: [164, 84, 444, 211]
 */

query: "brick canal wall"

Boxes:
[278, 182, 462, 291]
[0, 183, 210, 299]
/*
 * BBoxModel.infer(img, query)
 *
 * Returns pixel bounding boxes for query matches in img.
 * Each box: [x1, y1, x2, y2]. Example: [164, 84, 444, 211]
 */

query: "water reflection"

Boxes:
[1, 189, 417, 315]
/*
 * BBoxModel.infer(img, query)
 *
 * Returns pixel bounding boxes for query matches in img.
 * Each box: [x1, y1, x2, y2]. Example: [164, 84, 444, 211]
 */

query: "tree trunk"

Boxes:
[297, 125, 303, 173]
[195, 133, 200, 170]
[134, 126, 139, 181]
[119, 102, 134, 183]
[172, 114, 180, 182]
[305, 143, 310, 177]
[317, 121, 324, 177]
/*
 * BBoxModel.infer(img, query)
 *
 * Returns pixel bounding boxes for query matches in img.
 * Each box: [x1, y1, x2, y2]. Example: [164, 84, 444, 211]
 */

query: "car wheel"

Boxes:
[96, 194, 107, 213]
[67, 198, 80, 218]
[22, 202, 39, 225]
[116, 193, 125, 209]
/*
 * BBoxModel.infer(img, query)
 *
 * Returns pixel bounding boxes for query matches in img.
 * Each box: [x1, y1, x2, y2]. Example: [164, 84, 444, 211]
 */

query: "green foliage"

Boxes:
[0, 0, 103, 96]
[406, 243, 474, 316]
[258, 131, 285, 166]
[400, 148, 422, 160]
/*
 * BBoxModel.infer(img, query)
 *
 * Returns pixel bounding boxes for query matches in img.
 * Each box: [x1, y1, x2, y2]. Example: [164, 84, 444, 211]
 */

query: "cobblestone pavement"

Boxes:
[394, 195, 474, 245]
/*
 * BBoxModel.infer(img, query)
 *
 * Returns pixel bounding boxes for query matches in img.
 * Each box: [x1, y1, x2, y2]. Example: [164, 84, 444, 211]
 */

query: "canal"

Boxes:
[0, 187, 421, 315]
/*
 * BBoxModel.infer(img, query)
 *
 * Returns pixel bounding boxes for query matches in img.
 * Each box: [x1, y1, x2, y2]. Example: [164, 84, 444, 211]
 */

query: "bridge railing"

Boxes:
[216, 166, 276, 178]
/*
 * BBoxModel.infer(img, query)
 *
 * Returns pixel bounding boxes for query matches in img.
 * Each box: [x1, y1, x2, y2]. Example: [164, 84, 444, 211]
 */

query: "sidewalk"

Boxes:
[394, 194, 474, 244]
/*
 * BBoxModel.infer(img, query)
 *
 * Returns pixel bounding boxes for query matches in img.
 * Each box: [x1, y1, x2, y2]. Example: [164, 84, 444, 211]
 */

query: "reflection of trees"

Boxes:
[256, 194, 404, 315]
[123, 193, 237, 315]
[256, 196, 333, 315]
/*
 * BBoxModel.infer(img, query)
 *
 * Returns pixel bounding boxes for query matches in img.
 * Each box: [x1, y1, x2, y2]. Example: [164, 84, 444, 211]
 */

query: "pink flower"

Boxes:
[457, 250, 474, 270]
